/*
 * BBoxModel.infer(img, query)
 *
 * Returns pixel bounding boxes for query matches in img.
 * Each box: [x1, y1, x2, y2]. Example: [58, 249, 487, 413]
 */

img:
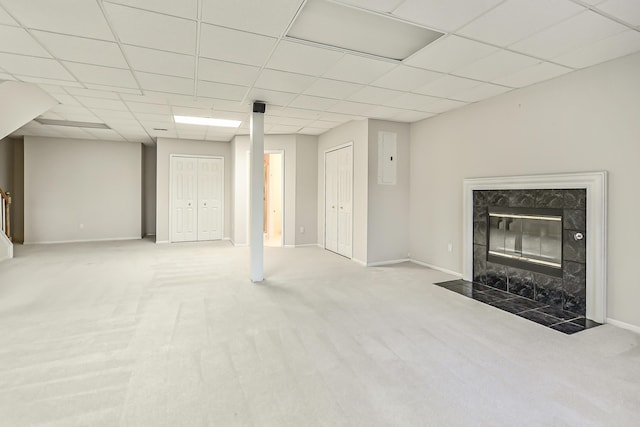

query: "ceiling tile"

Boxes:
[32, 31, 127, 68]
[123, 45, 194, 78]
[511, 10, 628, 59]
[201, 0, 302, 37]
[348, 86, 404, 105]
[493, 62, 573, 87]
[75, 96, 127, 111]
[136, 72, 193, 95]
[65, 88, 120, 99]
[330, 100, 375, 115]
[209, 99, 248, 113]
[334, 0, 405, 13]
[269, 107, 322, 120]
[392, 110, 434, 123]
[254, 69, 315, 93]
[51, 104, 99, 120]
[144, 91, 213, 107]
[246, 88, 297, 106]
[135, 112, 174, 124]
[0, 53, 75, 80]
[383, 92, 441, 111]
[197, 80, 247, 101]
[120, 93, 168, 105]
[366, 105, 408, 120]
[0, 0, 114, 40]
[85, 128, 126, 141]
[0, 26, 51, 57]
[298, 127, 326, 135]
[200, 24, 277, 66]
[266, 40, 343, 76]
[266, 115, 311, 127]
[54, 127, 94, 139]
[63, 62, 138, 88]
[289, 94, 338, 111]
[198, 58, 260, 86]
[393, 0, 503, 32]
[0, 6, 17, 25]
[104, 2, 196, 54]
[422, 98, 467, 114]
[170, 106, 211, 117]
[106, 0, 198, 19]
[270, 124, 303, 134]
[454, 83, 512, 102]
[85, 84, 142, 95]
[50, 93, 81, 107]
[125, 101, 172, 114]
[16, 76, 82, 88]
[597, 0, 640, 26]
[458, 0, 584, 47]
[303, 78, 364, 99]
[306, 120, 337, 129]
[322, 54, 396, 84]
[371, 65, 443, 91]
[454, 49, 540, 81]
[92, 108, 138, 120]
[406, 35, 499, 73]
[553, 29, 640, 68]
[415, 75, 482, 99]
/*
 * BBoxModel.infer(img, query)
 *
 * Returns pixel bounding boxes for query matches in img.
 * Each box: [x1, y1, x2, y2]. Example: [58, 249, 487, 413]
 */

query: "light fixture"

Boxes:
[35, 118, 110, 129]
[174, 115, 241, 128]
[287, 0, 443, 61]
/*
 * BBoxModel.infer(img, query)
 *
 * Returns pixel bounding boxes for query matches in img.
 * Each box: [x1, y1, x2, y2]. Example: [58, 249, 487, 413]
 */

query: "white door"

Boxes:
[337, 146, 353, 258]
[197, 158, 223, 241]
[325, 150, 339, 253]
[171, 156, 197, 242]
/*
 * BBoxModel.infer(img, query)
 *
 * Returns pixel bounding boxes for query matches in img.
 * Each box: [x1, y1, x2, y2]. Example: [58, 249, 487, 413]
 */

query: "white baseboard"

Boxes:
[367, 258, 410, 267]
[606, 318, 640, 335]
[24, 236, 142, 245]
[284, 244, 295, 248]
[296, 243, 322, 248]
[352, 258, 367, 266]
[155, 240, 169, 244]
[144, 233, 156, 237]
[410, 259, 463, 278]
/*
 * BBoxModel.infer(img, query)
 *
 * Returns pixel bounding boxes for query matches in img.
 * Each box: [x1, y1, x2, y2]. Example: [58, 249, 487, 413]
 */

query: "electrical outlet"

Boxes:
[447, 243, 453, 252]
[300, 226, 305, 234]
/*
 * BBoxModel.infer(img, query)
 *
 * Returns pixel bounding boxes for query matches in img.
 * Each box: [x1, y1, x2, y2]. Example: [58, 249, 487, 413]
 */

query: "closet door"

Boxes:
[171, 156, 198, 242]
[337, 146, 353, 258]
[324, 149, 339, 253]
[197, 158, 223, 241]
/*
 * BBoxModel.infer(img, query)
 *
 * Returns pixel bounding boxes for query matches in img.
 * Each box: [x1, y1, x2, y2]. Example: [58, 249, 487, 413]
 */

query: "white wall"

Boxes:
[295, 135, 318, 246]
[367, 120, 410, 264]
[231, 135, 297, 246]
[317, 120, 368, 263]
[24, 137, 141, 243]
[143, 145, 156, 236]
[155, 138, 231, 243]
[409, 52, 640, 328]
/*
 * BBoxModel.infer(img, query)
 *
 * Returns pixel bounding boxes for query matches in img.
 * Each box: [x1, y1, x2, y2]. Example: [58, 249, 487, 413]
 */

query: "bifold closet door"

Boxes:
[197, 158, 223, 241]
[171, 156, 198, 242]
[325, 149, 339, 253]
[324, 145, 352, 258]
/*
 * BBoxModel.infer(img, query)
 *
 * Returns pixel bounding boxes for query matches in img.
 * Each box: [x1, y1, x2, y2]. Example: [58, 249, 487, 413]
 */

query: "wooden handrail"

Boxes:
[0, 186, 11, 241]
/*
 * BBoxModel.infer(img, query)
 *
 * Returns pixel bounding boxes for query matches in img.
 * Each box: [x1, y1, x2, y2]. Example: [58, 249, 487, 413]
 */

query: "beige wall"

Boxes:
[409, 52, 640, 328]
[143, 145, 156, 236]
[155, 138, 231, 243]
[24, 137, 141, 243]
[367, 120, 410, 264]
[0, 137, 12, 191]
[295, 135, 318, 246]
[317, 120, 368, 263]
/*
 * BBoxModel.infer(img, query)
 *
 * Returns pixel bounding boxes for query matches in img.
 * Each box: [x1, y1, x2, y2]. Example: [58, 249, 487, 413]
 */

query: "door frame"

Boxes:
[323, 142, 354, 258]
[169, 154, 225, 243]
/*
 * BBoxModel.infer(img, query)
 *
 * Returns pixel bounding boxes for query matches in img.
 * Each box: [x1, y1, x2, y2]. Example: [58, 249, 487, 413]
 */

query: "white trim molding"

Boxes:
[463, 172, 607, 323]
[606, 318, 640, 335]
[367, 258, 410, 267]
[410, 259, 463, 278]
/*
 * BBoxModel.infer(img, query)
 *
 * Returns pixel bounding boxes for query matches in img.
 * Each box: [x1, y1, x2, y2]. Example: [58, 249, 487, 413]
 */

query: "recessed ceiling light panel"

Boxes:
[35, 118, 111, 129]
[174, 115, 242, 128]
[287, 0, 443, 61]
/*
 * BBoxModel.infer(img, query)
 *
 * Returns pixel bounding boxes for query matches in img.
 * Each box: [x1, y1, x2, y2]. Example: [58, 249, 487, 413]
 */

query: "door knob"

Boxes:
[340, 206, 343, 210]
[204, 203, 207, 207]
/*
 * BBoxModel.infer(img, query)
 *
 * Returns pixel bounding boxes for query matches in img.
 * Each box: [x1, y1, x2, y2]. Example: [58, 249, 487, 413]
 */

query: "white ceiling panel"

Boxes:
[597, 0, 640, 26]
[136, 112, 174, 124]
[247, 88, 297, 106]
[392, 110, 434, 123]
[459, 0, 585, 47]
[92, 108, 138, 120]
[106, 0, 198, 20]
[393, 0, 503, 32]
[0, 0, 115, 40]
[65, 88, 120, 99]
[63, 62, 138, 88]
[120, 93, 168, 105]
[288, 94, 338, 111]
[197, 81, 247, 101]
[269, 106, 322, 119]
[348, 86, 404, 105]
[422, 98, 467, 114]
[511, 10, 628, 59]
[85, 128, 126, 141]
[322, 54, 396, 84]
[254, 69, 315, 93]
[125, 101, 172, 114]
[198, 58, 260, 86]
[330, 100, 376, 116]
[16, 75, 82, 88]
[366, 105, 408, 120]
[371, 65, 442, 91]
[75, 96, 127, 111]
[210, 99, 249, 113]
[166, 106, 210, 117]
[136, 72, 193, 95]
[553, 30, 640, 68]
[0, 53, 75, 80]
[493, 62, 573, 87]
[298, 127, 326, 135]
[416, 75, 482, 99]
[50, 93, 81, 107]
[303, 78, 363, 100]
[455, 50, 541, 81]
[51, 104, 99, 119]
[307, 120, 339, 129]
[270, 124, 303, 134]
[266, 40, 343, 76]
[455, 83, 512, 103]
[33, 31, 127, 68]
[201, 0, 302, 37]
[123, 45, 194, 79]
[334, 0, 405, 13]
[0, 6, 17, 25]
[104, 3, 196, 55]
[85, 84, 142, 95]
[406, 35, 499, 73]
[145, 91, 215, 108]
[383, 92, 441, 111]
[0, 26, 50, 57]
[200, 24, 277, 66]
[54, 127, 94, 139]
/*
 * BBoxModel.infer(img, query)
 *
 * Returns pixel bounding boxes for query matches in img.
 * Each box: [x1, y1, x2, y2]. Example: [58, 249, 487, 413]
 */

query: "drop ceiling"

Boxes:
[0, 0, 638, 144]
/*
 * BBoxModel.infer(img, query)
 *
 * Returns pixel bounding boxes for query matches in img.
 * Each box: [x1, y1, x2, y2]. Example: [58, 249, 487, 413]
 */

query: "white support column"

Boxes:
[249, 104, 265, 282]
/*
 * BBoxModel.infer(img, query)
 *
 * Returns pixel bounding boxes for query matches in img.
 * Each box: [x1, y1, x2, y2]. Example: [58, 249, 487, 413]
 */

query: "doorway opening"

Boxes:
[263, 152, 283, 247]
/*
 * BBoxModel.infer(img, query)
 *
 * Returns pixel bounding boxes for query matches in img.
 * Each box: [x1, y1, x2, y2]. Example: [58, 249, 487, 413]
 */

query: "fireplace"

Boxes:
[487, 207, 563, 277]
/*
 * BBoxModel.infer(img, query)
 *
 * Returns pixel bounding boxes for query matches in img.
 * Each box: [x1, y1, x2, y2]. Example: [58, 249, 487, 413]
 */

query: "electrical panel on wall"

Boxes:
[378, 131, 397, 185]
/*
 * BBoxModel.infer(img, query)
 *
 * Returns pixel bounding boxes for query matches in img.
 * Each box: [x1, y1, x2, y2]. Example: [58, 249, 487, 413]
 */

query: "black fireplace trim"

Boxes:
[486, 206, 564, 278]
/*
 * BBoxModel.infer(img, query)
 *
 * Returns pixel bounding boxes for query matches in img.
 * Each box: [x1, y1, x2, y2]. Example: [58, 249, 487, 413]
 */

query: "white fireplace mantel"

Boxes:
[462, 172, 608, 323]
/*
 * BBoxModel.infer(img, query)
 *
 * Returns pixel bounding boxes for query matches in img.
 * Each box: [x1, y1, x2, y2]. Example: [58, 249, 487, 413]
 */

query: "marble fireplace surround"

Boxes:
[462, 172, 608, 323]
